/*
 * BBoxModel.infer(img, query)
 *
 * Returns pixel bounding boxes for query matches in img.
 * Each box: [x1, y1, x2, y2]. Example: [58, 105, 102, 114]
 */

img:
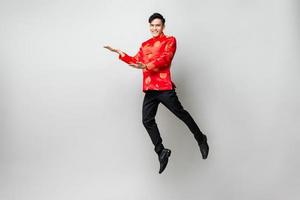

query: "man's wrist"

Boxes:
[117, 50, 125, 57]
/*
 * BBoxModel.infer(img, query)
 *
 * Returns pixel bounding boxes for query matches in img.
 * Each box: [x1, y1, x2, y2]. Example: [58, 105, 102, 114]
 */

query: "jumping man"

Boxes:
[104, 13, 209, 174]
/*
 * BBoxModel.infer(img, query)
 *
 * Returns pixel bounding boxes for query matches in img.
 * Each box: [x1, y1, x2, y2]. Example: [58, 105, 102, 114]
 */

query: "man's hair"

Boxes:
[148, 13, 165, 25]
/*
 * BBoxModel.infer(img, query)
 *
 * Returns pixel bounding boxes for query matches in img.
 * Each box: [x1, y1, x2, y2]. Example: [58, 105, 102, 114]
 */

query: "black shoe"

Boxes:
[158, 148, 171, 174]
[198, 135, 209, 159]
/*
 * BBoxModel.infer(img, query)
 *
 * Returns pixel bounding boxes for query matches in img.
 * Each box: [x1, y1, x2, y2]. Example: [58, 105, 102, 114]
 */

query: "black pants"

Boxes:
[142, 88, 206, 155]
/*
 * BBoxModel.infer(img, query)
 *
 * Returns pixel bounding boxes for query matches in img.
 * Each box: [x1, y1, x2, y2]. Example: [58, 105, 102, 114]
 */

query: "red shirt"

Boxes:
[118, 32, 177, 92]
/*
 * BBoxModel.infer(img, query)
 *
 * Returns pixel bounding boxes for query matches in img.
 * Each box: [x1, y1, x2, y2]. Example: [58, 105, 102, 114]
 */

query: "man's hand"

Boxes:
[103, 45, 118, 52]
[129, 62, 147, 69]
[103, 45, 124, 57]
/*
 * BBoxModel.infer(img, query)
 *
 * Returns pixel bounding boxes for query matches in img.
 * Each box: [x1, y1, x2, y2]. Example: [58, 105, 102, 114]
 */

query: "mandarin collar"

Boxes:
[152, 32, 166, 41]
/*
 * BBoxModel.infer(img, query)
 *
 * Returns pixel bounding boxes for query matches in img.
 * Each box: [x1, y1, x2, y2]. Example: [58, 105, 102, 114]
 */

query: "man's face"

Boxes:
[150, 18, 165, 37]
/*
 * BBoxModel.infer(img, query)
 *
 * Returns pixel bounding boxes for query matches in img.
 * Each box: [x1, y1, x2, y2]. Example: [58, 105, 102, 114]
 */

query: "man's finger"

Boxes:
[129, 64, 139, 68]
[103, 46, 115, 51]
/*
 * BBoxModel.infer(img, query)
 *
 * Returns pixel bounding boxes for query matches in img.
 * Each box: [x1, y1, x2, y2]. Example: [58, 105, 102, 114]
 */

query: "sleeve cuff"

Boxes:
[118, 53, 132, 64]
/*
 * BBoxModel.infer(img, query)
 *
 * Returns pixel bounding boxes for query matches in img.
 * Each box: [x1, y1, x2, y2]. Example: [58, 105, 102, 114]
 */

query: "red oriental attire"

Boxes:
[118, 32, 177, 92]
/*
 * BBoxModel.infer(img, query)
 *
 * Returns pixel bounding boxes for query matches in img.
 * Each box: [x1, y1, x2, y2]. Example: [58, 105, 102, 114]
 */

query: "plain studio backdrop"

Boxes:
[0, 0, 299, 199]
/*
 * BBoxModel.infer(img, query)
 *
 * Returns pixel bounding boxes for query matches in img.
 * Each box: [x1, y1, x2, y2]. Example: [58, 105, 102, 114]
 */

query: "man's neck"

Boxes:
[153, 32, 165, 39]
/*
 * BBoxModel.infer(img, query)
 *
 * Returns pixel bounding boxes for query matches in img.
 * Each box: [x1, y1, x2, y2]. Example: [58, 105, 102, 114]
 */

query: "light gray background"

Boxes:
[1, 0, 299, 199]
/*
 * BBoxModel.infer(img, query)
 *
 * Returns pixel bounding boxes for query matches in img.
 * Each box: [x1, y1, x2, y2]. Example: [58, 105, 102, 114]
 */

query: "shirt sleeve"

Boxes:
[146, 37, 176, 71]
[118, 46, 143, 64]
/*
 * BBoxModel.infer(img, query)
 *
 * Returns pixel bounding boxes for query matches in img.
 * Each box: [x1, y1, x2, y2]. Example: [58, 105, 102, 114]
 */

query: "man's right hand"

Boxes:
[103, 45, 117, 52]
[103, 45, 124, 57]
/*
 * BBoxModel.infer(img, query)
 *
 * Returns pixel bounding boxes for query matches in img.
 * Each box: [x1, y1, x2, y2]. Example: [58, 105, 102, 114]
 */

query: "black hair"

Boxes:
[148, 13, 165, 25]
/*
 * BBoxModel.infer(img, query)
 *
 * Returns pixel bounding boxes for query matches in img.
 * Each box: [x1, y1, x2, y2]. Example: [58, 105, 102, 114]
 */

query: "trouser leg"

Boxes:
[142, 91, 164, 155]
[158, 89, 206, 144]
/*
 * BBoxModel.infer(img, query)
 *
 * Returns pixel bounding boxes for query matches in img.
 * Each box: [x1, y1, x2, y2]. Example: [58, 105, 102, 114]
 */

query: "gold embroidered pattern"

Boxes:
[159, 73, 167, 79]
[145, 76, 151, 84]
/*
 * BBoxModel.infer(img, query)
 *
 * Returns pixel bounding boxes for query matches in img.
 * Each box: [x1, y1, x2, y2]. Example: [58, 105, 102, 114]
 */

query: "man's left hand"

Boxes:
[129, 62, 147, 69]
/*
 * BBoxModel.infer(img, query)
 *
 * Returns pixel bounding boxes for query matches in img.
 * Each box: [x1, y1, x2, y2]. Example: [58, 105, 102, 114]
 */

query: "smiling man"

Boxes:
[104, 13, 209, 174]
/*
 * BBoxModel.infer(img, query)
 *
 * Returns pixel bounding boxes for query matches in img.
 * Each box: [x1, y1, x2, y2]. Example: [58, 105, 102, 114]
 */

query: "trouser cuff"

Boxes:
[154, 143, 165, 155]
